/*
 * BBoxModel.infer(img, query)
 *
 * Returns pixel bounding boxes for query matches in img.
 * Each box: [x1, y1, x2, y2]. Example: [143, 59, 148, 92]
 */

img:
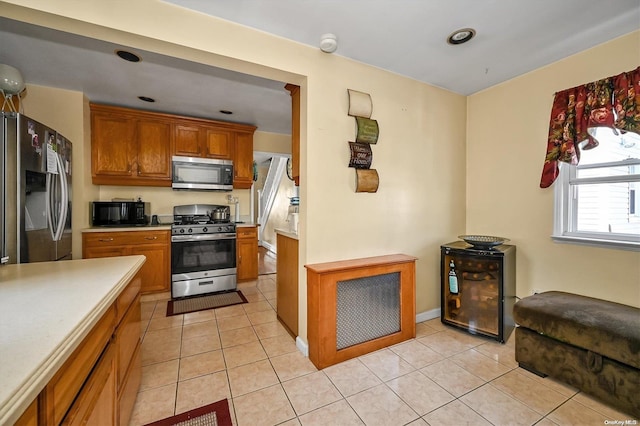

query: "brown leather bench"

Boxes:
[513, 291, 640, 417]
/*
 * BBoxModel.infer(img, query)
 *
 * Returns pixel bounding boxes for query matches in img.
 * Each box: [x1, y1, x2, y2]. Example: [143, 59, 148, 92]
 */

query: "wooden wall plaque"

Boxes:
[355, 168, 379, 193]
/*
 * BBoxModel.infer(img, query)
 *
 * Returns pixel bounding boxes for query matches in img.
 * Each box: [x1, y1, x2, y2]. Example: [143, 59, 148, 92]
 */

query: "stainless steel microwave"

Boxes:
[172, 156, 234, 191]
[91, 201, 150, 227]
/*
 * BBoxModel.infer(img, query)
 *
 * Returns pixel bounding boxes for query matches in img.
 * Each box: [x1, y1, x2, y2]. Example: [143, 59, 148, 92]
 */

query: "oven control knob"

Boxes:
[179, 229, 185, 234]
[188, 228, 192, 233]
[218, 227, 223, 232]
[203, 227, 208, 233]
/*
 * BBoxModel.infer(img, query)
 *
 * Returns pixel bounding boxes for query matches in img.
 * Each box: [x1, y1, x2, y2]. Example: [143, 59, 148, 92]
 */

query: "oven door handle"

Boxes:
[171, 233, 237, 242]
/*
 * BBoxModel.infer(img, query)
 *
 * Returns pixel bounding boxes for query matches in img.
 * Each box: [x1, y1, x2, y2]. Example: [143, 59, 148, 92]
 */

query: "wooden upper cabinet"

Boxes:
[173, 124, 201, 157]
[91, 112, 136, 178]
[203, 127, 232, 159]
[92, 103, 256, 187]
[137, 120, 171, 179]
[91, 104, 171, 187]
[233, 132, 255, 189]
[173, 124, 232, 159]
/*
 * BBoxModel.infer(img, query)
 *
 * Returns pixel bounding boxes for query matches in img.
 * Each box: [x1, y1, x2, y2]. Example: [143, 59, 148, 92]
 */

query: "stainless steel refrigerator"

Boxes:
[1, 112, 72, 264]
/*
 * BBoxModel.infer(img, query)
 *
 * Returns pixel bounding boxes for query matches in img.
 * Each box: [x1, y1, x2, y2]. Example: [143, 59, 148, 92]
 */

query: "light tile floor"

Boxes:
[129, 275, 636, 426]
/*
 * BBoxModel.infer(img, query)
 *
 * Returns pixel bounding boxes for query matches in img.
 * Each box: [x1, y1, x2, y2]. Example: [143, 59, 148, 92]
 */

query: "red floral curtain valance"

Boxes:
[539, 66, 640, 188]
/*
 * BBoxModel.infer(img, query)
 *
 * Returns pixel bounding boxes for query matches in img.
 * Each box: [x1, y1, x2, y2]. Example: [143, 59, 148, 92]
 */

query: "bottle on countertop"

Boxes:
[448, 260, 459, 295]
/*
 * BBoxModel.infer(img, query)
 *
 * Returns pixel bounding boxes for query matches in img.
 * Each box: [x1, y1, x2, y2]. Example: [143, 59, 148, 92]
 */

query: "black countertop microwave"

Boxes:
[91, 201, 150, 227]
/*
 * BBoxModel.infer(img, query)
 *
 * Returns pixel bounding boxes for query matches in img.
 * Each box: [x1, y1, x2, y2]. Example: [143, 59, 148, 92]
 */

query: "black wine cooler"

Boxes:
[440, 240, 516, 343]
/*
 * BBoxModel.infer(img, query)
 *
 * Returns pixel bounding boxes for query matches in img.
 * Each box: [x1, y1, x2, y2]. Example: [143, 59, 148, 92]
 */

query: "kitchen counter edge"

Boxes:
[275, 228, 299, 240]
[0, 255, 146, 425]
[82, 225, 172, 232]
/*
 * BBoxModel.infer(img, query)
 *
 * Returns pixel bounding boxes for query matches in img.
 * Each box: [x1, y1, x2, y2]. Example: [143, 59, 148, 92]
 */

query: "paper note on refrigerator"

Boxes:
[46, 143, 59, 174]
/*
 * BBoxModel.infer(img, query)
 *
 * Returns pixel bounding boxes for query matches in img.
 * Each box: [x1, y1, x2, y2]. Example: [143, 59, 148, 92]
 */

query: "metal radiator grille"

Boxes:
[336, 272, 401, 350]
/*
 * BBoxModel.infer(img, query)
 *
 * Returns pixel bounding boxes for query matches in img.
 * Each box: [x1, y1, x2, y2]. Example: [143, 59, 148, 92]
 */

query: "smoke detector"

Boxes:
[320, 33, 338, 53]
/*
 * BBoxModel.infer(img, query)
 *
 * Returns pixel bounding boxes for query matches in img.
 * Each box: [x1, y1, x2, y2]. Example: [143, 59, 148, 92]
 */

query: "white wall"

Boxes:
[467, 31, 640, 307]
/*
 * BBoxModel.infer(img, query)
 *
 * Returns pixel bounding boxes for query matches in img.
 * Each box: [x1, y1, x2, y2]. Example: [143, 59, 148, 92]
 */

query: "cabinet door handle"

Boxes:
[99, 238, 114, 242]
[145, 236, 158, 240]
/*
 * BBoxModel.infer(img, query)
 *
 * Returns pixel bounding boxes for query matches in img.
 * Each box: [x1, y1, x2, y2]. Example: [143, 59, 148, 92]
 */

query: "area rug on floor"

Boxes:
[166, 291, 247, 316]
[144, 399, 232, 426]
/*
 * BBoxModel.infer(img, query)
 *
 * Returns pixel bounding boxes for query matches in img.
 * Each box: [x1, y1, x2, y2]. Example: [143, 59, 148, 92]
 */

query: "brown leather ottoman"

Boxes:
[513, 291, 640, 417]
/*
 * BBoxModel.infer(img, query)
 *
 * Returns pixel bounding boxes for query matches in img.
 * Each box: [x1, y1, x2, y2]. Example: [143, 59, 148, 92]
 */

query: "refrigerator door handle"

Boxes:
[45, 171, 56, 241]
[53, 153, 68, 242]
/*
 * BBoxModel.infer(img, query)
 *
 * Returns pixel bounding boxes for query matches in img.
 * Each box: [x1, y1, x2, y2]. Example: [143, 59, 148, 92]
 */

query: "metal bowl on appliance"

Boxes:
[210, 206, 230, 222]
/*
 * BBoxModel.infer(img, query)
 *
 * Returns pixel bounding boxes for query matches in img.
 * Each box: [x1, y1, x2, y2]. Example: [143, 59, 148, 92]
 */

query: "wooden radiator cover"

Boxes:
[305, 254, 417, 369]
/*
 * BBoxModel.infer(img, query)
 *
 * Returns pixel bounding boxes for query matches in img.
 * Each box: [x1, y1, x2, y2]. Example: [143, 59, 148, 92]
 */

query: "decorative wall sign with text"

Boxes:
[355, 117, 379, 144]
[348, 142, 373, 169]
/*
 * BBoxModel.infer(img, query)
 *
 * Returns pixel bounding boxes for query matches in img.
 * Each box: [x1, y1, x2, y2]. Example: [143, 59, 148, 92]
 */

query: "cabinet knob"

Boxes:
[145, 236, 158, 240]
[99, 238, 114, 242]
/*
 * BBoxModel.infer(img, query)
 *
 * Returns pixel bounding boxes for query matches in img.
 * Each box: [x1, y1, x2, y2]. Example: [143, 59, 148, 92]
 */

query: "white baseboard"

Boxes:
[416, 307, 440, 323]
[262, 240, 276, 254]
[296, 336, 309, 357]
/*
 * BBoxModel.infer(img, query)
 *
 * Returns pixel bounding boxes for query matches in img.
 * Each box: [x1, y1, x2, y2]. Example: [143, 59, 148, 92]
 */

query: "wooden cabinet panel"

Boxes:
[62, 344, 116, 426]
[236, 226, 258, 281]
[173, 124, 202, 157]
[203, 128, 232, 159]
[234, 132, 254, 189]
[91, 113, 135, 178]
[82, 231, 170, 294]
[118, 344, 141, 426]
[45, 306, 116, 426]
[116, 294, 141, 389]
[276, 233, 298, 336]
[137, 120, 171, 178]
[131, 244, 170, 293]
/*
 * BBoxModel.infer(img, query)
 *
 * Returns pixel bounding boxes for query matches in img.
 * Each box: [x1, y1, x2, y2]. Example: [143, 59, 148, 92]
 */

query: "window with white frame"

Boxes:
[553, 128, 640, 250]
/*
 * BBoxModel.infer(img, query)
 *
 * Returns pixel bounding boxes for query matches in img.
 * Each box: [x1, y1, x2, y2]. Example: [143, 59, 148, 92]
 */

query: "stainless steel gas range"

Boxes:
[171, 204, 237, 299]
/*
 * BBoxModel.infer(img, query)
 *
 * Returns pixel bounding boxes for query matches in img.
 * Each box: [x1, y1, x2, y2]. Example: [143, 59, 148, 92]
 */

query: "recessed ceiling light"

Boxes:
[115, 50, 141, 62]
[138, 96, 155, 103]
[447, 28, 476, 45]
[219, 110, 233, 115]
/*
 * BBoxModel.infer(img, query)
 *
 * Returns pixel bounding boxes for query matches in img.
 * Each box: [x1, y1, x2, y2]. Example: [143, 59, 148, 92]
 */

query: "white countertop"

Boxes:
[0, 255, 146, 425]
[275, 228, 298, 240]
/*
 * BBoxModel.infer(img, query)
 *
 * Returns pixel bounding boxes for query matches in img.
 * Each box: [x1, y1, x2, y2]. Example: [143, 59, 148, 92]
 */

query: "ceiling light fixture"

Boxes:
[447, 28, 476, 45]
[319, 33, 338, 53]
[138, 96, 155, 102]
[116, 49, 141, 62]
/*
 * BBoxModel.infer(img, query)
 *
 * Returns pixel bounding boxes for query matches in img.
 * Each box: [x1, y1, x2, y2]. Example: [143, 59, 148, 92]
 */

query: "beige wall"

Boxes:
[3, 0, 467, 344]
[467, 31, 640, 307]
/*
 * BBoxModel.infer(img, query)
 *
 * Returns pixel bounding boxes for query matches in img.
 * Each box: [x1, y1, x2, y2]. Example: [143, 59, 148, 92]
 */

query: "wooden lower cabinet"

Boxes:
[62, 344, 116, 426]
[14, 399, 37, 426]
[236, 226, 258, 281]
[276, 232, 298, 336]
[30, 273, 143, 426]
[83, 230, 170, 294]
